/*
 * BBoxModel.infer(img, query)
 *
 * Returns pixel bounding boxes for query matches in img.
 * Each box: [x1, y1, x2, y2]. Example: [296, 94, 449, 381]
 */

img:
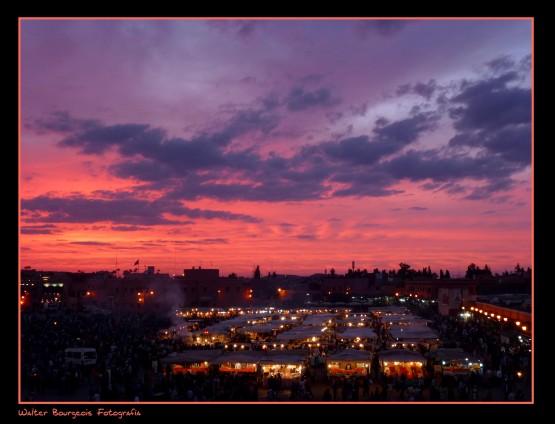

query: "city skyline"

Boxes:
[20, 18, 532, 277]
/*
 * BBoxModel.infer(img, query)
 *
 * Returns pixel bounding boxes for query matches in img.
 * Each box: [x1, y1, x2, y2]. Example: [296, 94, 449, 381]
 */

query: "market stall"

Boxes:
[388, 325, 440, 349]
[259, 350, 307, 387]
[378, 349, 425, 380]
[275, 325, 331, 348]
[335, 327, 377, 350]
[213, 351, 264, 374]
[325, 348, 372, 377]
[429, 348, 483, 376]
[158, 325, 194, 343]
[160, 349, 221, 375]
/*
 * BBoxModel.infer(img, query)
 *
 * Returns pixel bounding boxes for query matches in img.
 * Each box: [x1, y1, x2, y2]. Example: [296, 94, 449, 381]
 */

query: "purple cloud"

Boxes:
[354, 20, 412, 38]
[285, 86, 341, 111]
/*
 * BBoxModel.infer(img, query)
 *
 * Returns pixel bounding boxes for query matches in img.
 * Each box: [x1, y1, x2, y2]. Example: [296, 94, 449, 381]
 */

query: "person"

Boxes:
[471, 385, 479, 401]
[483, 389, 492, 401]
[323, 388, 332, 401]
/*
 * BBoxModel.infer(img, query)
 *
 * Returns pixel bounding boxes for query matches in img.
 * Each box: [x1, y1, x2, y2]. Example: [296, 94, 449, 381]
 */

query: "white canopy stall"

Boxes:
[160, 349, 221, 375]
[388, 325, 440, 349]
[378, 349, 426, 380]
[212, 351, 264, 374]
[336, 327, 378, 349]
[259, 350, 307, 387]
[325, 348, 372, 377]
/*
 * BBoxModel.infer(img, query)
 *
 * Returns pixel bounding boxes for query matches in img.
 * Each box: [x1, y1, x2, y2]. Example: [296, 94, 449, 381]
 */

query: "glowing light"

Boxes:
[521, 326, 527, 331]
[516, 321, 521, 326]
[504, 317, 508, 322]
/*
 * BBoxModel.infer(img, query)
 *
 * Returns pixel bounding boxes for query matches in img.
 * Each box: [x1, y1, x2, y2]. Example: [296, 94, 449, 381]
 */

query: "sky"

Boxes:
[19, 18, 533, 278]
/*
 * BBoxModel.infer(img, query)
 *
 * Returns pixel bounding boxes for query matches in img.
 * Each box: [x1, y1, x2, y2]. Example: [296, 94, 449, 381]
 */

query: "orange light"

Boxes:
[86, 291, 91, 296]
[278, 288, 282, 292]
[503, 318, 508, 322]
[516, 321, 521, 326]
[497, 315, 501, 319]
[150, 291, 154, 295]
[521, 326, 527, 331]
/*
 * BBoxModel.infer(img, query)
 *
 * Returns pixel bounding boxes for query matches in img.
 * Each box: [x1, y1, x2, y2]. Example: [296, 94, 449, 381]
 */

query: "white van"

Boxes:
[64, 348, 97, 366]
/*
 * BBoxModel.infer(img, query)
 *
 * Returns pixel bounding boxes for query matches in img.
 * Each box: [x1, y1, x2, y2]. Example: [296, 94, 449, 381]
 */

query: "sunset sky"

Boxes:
[19, 18, 532, 277]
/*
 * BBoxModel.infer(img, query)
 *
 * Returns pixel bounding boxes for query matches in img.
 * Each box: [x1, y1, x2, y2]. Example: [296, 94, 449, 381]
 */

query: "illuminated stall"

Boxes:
[335, 327, 377, 350]
[160, 349, 221, 375]
[236, 323, 279, 341]
[379, 349, 426, 380]
[388, 325, 440, 350]
[325, 348, 372, 377]
[275, 325, 331, 349]
[213, 351, 264, 374]
[259, 350, 307, 387]
[192, 326, 230, 346]
[158, 325, 194, 343]
[429, 348, 483, 376]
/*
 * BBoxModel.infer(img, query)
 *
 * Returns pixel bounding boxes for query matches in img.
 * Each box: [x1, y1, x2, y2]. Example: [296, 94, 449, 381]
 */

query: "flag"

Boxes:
[134, 259, 139, 266]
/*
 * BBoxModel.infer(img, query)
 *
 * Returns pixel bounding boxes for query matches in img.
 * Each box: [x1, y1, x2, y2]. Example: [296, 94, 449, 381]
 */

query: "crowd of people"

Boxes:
[20, 298, 531, 402]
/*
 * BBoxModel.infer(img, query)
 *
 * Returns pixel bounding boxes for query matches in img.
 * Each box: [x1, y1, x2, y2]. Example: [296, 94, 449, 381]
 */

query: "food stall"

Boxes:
[275, 325, 331, 348]
[259, 350, 307, 387]
[191, 326, 230, 346]
[160, 349, 221, 375]
[158, 325, 194, 344]
[335, 327, 377, 349]
[388, 325, 440, 349]
[236, 324, 279, 341]
[378, 349, 426, 380]
[325, 348, 372, 377]
[213, 351, 264, 374]
[429, 348, 483, 376]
